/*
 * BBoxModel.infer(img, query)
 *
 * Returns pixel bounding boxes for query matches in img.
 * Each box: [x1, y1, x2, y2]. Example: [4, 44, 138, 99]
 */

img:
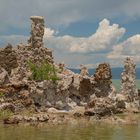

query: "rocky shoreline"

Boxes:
[1, 107, 140, 126]
[0, 16, 140, 125]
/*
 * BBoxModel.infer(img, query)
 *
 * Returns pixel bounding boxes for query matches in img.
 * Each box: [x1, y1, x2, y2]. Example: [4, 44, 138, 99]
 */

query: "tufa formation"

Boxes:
[93, 63, 113, 97]
[0, 16, 139, 124]
[28, 16, 45, 48]
[121, 57, 138, 101]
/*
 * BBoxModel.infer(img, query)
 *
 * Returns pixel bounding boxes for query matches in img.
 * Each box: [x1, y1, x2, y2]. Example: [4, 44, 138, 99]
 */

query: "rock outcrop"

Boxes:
[119, 57, 140, 112]
[85, 96, 120, 117]
[0, 44, 18, 74]
[0, 16, 139, 123]
[0, 16, 55, 113]
[10, 16, 53, 84]
[121, 57, 138, 101]
[93, 63, 113, 97]
[0, 67, 9, 85]
[80, 65, 89, 76]
[28, 16, 45, 48]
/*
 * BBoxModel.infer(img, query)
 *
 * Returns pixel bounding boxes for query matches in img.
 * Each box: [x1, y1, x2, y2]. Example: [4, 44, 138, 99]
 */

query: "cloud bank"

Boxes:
[1, 19, 140, 68]
[44, 19, 125, 54]
[108, 35, 140, 63]
[43, 19, 140, 67]
[0, 0, 140, 33]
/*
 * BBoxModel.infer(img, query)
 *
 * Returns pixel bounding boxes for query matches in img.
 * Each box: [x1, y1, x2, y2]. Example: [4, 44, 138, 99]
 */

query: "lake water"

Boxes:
[69, 68, 140, 79]
[0, 121, 140, 140]
[112, 79, 140, 90]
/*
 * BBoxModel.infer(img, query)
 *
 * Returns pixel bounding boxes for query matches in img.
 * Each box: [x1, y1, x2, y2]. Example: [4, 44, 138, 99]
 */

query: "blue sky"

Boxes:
[1, 0, 140, 68]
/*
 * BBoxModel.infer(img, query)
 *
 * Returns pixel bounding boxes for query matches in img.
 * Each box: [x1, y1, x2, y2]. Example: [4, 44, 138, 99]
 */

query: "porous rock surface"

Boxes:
[93, 63, 113, 97]
[28, 16, 45, 48]
[119, 57, 140, 112]
[0, 16, 139, 124]
[121, 57, 138, 101]
[0, 44, 18, 74]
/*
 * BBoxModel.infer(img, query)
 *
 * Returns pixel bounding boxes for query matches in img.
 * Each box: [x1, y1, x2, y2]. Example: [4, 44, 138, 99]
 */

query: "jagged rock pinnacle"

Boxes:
[28, 16, 45, 48]
[121, 57, 138, 102]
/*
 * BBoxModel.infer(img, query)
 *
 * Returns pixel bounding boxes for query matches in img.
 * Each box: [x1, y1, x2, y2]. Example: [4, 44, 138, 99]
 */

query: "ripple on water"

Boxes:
[0, 121, 140, 140]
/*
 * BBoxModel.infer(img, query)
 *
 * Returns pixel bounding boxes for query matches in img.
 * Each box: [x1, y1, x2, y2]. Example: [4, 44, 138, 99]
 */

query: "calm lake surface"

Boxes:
[0, 121, 140, 140]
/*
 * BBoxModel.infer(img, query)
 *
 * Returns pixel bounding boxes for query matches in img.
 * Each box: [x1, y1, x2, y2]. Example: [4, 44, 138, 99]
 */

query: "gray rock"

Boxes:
[120, 57, 138, 102]
[55, 100, 65, 110]
[116, 100, 126, 109]
[0, 67, 9, 85]
[47, 107, 59, 113]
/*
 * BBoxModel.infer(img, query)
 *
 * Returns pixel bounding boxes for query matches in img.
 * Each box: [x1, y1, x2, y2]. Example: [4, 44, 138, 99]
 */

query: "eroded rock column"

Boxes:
[28, 16, 45, 48]
[121, 57, 138, 102]
[80, 65, 89, 77]
[93, 63, 112, 97]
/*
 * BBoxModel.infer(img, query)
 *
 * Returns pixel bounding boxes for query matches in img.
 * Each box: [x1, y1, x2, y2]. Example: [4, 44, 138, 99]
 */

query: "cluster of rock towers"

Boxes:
[0, 16, 139, 118]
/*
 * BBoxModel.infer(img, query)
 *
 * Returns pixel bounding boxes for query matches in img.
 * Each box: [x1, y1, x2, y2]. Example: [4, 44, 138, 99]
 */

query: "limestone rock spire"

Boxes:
[121, 57, 138, 102]
[28, 16, 45, 48]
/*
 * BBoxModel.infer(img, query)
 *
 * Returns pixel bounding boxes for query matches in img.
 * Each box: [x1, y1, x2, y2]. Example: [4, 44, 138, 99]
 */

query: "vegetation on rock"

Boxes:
[28, 61, 59, 82]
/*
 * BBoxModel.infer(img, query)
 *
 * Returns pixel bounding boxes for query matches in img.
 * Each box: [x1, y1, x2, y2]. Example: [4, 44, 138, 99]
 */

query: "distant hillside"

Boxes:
[69, 68, 140, 79]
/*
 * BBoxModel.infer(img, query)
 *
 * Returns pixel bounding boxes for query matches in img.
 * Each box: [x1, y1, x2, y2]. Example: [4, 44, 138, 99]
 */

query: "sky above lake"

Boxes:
[0, 0, 140, 68]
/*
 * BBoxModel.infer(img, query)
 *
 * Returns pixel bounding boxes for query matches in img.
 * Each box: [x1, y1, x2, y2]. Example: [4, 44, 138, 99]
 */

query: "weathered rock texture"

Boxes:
[0, 44, 18, 74]
[121, 57, 138, 102]
[0, 67, 9, 85]
[80, 65, 89, 76]
[85, 96, 121, 117]
[11, 43, 53, 82]
[93, 63, 113, 97]
[0, 16, 139, 122]
[28, 16, 45, 48]
[9, 16, 53, 82]
[0, 16, 54, 113]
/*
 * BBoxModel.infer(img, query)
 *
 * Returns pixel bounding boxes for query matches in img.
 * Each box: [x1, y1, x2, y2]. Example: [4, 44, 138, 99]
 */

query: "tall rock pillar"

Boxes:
[93, 63, 112, 97]
[121, 57, 138, 102]
[28, 16, 45, 48]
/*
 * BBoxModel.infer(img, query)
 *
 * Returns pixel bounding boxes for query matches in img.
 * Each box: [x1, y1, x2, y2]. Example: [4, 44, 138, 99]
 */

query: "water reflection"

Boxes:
[0, 122, 140, 140]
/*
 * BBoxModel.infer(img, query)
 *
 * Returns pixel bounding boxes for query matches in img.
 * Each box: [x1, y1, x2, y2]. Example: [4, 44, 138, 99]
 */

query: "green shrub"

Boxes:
[27, 61, 60, 82]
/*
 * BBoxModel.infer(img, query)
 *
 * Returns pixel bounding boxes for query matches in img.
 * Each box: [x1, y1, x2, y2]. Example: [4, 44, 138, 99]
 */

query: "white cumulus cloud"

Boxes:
[107, 34, 140, 66]
[44, 19, 125, 54]
[1, 18, 140, 67]
[44, 27, 56, 37]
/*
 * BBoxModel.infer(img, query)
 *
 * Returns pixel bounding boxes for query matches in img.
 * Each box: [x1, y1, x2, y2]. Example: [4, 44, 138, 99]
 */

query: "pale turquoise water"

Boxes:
[112, 79, 140, 91]
[0, 122, 140, 140]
